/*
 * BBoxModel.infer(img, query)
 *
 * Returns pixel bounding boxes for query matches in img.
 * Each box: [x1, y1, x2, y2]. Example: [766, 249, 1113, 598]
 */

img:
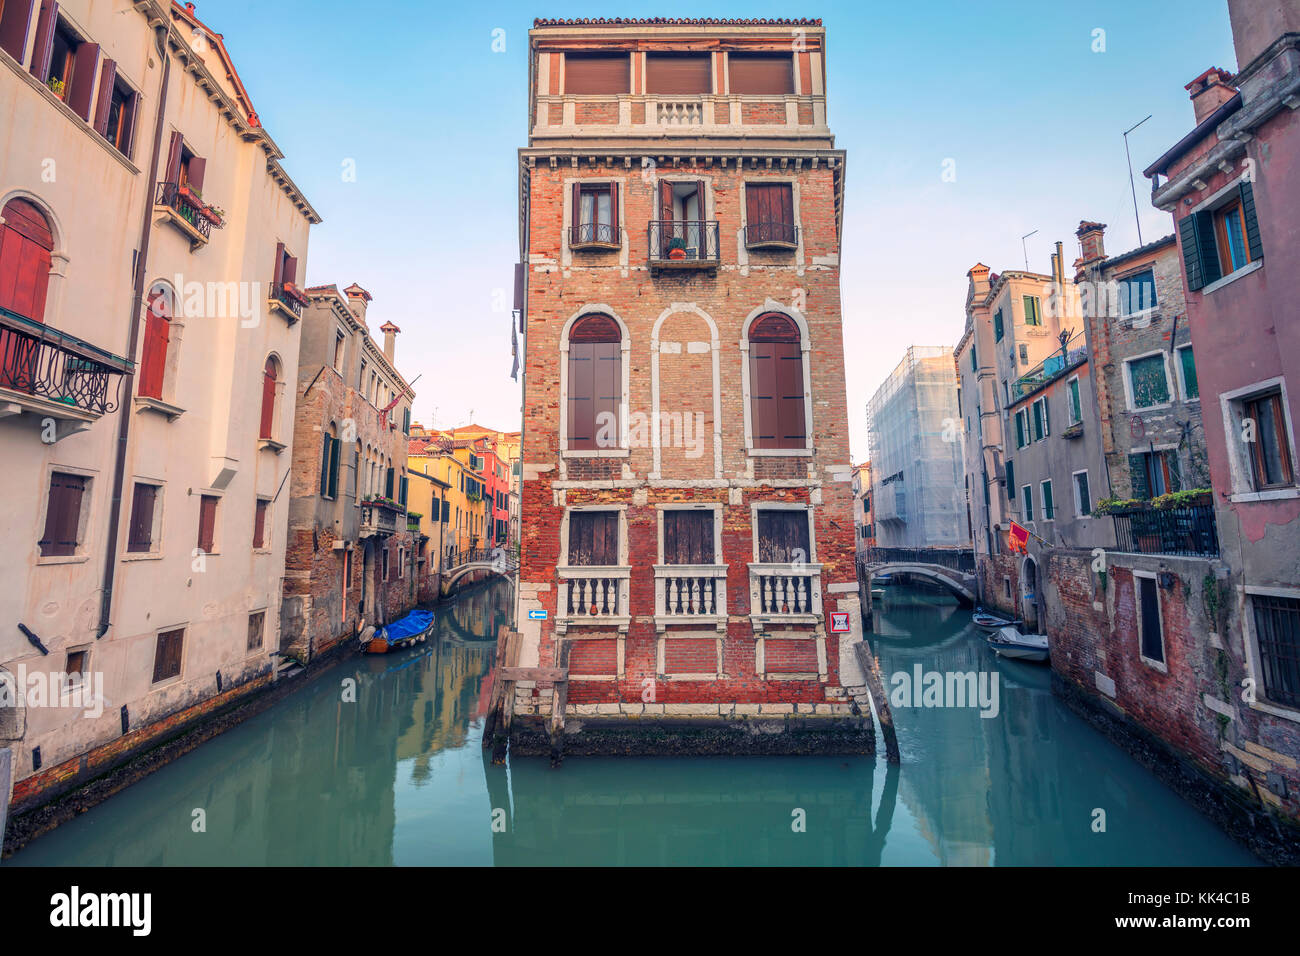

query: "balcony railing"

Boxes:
[656, 99, 704, 126]
[744, 221, 799, 248]
[0, 307, 132, 418]
[556, 565, 631, 634]
[863, 547, 976, 574]
[647, 220, 720, 267]
[1011, 331, 1087, 401]
[269, 282, 305, 321]
[1112, 504, 1219, 557]
[654, 564, 728, 631]
[749, 563, 822, 627]
[359, 497, 404, 537]
[569, 221, 621, 247]
[154, 181, 218, 242]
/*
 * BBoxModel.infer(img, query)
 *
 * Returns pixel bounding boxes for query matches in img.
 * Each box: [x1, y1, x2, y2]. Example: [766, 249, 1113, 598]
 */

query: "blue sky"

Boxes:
[209, 0, 1238, 460]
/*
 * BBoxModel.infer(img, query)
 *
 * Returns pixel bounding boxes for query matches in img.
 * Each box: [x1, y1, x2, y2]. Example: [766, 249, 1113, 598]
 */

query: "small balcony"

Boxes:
[0, 307, 133, 436]
[154, 181, 223, 250]
[359, 497, 404, 538]
[1011, 331, 1087, 402]
[568, 221, 621, 250]
[1111, 503, 1219, 558]
[744, 221, 799, 250]
[268, 282, 307, 324]
[556, 565, 631, 635]
[647, 220, 720, 270]
[749, 563, 823, 630]
[653, 564, 728, 632]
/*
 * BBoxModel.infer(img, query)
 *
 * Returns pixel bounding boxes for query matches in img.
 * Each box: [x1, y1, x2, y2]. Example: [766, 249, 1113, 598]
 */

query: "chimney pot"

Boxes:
[1075, 221, 1107, 264]
[1185, 67, 1238, 124]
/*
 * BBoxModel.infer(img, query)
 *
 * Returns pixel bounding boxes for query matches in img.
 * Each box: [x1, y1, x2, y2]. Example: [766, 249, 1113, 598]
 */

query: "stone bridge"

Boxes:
[859, 548, 978, 604]
[442, 547, 519, 594]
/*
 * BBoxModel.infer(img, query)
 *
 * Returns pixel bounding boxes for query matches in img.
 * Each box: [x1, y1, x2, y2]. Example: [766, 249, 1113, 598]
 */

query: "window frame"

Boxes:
[560, 504, 628, 568]
[1040, 479, 1055, 521]
[1219, 377, 1298, 501]
[1117, 267, 1158, 319]
[37, 466, 93, 563]
[1066, 374, 1082, 425]
[246, 609, 266, 654]
[560, 308, 630, 458]
[1021, 484, 1034, 522]
[1241, 586, 1300, 721]
[1031, 396, 1049, 442]
[1133, 569, 1167, 672]
[1123, 349, 1173, 412]
[1072, 469, 1092, 519]
[1175, 344, 1199, 401]
[655, 502, 723, 566]
[125, 479, 164, 558]
[1022, 295, 1042, 327]
[742, 307, 813, 457]
[750, 501, 817, 564]
[569, 180, 621, 249]
[150, 626, 185, 686]
[742, 180, 798, 249]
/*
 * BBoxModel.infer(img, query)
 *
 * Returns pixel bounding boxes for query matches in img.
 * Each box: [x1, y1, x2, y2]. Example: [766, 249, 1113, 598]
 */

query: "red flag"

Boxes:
[1009, 521, 1029, 553]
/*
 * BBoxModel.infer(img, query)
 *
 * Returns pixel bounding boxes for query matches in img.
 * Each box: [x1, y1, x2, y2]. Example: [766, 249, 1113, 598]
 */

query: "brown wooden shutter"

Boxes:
[128, 483, 155, 552]
[39, 472, 84, 557]
[571, 182, 581, 238]
[608, 181, 619, 236]
[92, 57, 116, 135]
[164, 131, 183, 185]
[138, 290, 169, 399]
[756, 510, 810, 563]
[152, 629, 183, 683]
[645, 53, 711, 94]
[664, 510, 714, 564]
[728, 54, 794, 94]
[567, 345, 595, 449]
[271, 241, 285, 288]
[197, 494, 218, 553]
[746, 183, 762, 227]
[776, 343, 806, 446]
[283, 255, 297, 286]
[512, 262, 525, 313]
[259, 358, 276, 440]
[0, 0, 34, 61]
[253, 499, 268, 549]
[568, 511, 618, 565]
[564, 53, 629, 94]
[121, 90, 139, 157]
[67, 40, 98, 119]
[749, 346, 777, 447]
[28, 0, 56, 82]
[187, 156, 206, 193]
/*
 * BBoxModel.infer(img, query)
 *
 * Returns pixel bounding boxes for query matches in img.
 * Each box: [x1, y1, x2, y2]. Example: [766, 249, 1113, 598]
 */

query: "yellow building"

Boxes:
[407, 434, 486, 562]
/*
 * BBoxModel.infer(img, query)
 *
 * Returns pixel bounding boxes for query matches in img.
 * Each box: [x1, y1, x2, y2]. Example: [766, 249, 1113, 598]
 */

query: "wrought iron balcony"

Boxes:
[744, 221, 799, 249]
[1011, 331, 1087, 401]
[647, 220, 720, 269]
[359, 497, 404, 538]
[0, 307, 132, 423]
[1111, 504, 1219, 558]
[268, 282, 306, 322]
[569, 221, 621, 247]
[154, 181, 221, 246]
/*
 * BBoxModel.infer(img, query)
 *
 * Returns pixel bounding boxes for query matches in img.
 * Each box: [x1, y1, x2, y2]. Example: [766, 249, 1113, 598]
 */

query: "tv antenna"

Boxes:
[1123, 115, 1153, 246]
[1021, 229, 1038, 271]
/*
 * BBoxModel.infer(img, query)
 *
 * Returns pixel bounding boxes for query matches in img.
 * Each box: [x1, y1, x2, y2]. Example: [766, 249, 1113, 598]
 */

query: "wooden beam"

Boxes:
[498, 666, 567, 682]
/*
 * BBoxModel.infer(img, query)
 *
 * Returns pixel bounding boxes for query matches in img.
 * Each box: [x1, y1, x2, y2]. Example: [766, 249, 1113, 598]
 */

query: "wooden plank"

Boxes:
[498, 666, 568, 682]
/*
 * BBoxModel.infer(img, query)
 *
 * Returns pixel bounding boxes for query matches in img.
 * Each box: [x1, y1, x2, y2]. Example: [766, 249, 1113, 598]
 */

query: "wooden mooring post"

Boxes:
[482, 629, 570, 766]
[855, 642, 900, 764]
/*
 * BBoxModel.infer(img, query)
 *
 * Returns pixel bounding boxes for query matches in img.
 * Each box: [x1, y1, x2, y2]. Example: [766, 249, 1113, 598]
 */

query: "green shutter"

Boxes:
[994, 310, 1003, 341]
[1005, 460, 1014, 497]
[1129, 453, 1150, 500]
[327, 437, 340, 499]
[1042, 397, 1050, 436]
[1043, 481, 1054, 519]
[1180, 347, 1199, 399]
[1238, 180, 1264, 262]
[319, 435, 331, 496]
[1015, 412, 1025, 448]
[1178, 214, 1205, 292]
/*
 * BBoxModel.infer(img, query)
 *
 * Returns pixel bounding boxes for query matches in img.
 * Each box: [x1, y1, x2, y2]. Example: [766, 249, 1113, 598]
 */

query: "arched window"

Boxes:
[0, 198, 55, 392]
[139, 283, 173, 400]
[259, 356, 279, 440]
[320, 423, 340, 499]
[748, 313, 806, 449]
[567, 314, 621, 450]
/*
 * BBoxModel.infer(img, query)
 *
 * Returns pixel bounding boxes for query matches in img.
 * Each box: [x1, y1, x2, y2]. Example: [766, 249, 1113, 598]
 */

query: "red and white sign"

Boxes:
[830, 611, 851, 633]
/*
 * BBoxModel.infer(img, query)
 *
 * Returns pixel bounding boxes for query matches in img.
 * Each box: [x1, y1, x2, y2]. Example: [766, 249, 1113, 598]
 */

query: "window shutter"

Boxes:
[745, 183, 762, 226]
[729, 54, 794, 94]
[138, 293, 169, 399]
[1042, 398, 1050, 436]
[1238, 180, 1264, 262]
[659, 178, 672, 220]
[776, 343, 806, 446]
[39, 472, 83, 557]
[253, 499, 267, 549]
[319, 434, 331, 496]
[1015, 412, 1024, 448]
[198, 495, 217, 553]
[259, 359, 276, 440]
[329, 438, 340, 499]
[385, 466, 394, 499]
[695, 180, 705, 218]
[608, 180, 619, 234]
[187, 156, 207, 194]
[0, 0, 34, 61]
[564, 53, 630, 94]
[0, 198, 54, 323]
[1128, 453, 1150, 499]
[91, 57, 116, 134]
[1194, 210, 1221, 287]
[1005, 460, 1014, 494]
[283, 255, 298, 286]
[121, 90, 140, 157]
[66, 40, 98, 119]
[571, 182, 581, 230]
[664, 510, 714, 564]
[28, 0, 56, 82]
[164, 131, 183, 185]
[645, 53, 711, 94]
[1177, 214, 1203, 290]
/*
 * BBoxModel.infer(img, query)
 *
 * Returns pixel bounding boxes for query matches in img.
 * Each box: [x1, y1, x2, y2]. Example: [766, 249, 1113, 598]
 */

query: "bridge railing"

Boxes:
[862, 547, 975, 576]
[445, 547, 518, 572]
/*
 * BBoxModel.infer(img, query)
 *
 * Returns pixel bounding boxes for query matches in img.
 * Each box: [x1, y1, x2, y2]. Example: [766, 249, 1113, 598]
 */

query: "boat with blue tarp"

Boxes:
[365, 608, 435, 654]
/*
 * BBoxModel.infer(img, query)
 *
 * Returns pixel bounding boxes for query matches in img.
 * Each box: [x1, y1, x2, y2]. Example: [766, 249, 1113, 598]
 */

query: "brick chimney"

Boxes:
[379, 321, 401, 364]
[1185, 67, 1238, 124]
[1076, 221, 1107, 266]
[343, 282, 372, 325]
[967, 262, 991, 298]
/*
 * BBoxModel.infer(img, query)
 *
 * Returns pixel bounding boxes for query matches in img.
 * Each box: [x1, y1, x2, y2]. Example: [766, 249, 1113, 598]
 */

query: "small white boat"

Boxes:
[972, 608, 1019, 630]
[987, 626, 1050, 663]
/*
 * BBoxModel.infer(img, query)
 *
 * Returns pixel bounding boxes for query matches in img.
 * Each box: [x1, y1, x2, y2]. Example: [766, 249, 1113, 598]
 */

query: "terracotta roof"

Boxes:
[343, 283, 373, 302]
[408, 439, 434, 456]
[171, 3, 260, 127]
[534, 17, 822, 26]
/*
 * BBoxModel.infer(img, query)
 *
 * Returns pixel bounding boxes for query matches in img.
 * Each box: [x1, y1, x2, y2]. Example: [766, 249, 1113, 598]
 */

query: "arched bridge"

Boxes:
[858, 548, 978, 604]
[442, 547, 519, 592]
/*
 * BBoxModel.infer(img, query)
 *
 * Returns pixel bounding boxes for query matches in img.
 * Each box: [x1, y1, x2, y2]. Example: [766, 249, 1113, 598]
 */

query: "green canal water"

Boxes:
[8, 579, 1256, 865]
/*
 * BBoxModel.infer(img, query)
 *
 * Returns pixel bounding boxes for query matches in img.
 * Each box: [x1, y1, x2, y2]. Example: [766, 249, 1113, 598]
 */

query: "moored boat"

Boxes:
[365, 608, 435, 654]
[986, 626, 1049, 663]
[972, 607, 1019, 630]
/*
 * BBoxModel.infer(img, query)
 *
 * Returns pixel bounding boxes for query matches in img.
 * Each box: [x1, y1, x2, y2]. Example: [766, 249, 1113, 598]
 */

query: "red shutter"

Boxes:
[164, 131, 183, 185]
[608, 181, 618, 236]
[28, 0, 56, 81]
[197, 495, 217, 553]
[259, 358, 276, 439]
[67, 40, 98, 119]
[0, 0, 34, 62]
[120, 90, 139, 157]
[139, 291, 170, 399]
[253, 500, 267, 549]
[282, 255, 297, 286]
[186, 156, 206, 193]
[271, 241, 285, 289]
[0, 198, 54, 322]
[92, 57, 116, 135]
[746, 183, 762, 231]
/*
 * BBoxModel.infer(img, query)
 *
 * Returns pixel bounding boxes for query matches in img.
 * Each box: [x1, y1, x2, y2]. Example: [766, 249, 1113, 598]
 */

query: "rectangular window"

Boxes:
[39, 471, 87, 557]
[663, 509, 715, 564]
[1179, 181, 1263, 291]
[1126, 353, 1170, 409]
[728, 53, 793, 94]
[197, 494, 218, 554]
[1129, 449, 1181, 499]
[645, 53, 711, 94]
[568, 510, 619, 566]
[1032, 397, 1049, 441]
[1019, 344, 1029, 366]
[1023, 295, 1042, 326]
[381, 547, 389, 581]
[1041, 480, 1054, 520]
[65, 648, 87, 689]
[1073, 470, 1092, 518]
[1014, 409, 1027, 449]
[1004, 459, 1015, 497]
[1021, 484, 1034, 521]
[1177, 345, 1198, 400]
[993, 309, 1004, 342]
[563, 52, 629, 94]
[247, 611, 265, 652]
[744, 182, 795, 246]
[152, 628, 184, 684]
[1067, 376, 1082, 425]
[572, 181, 618, 245]
[1118, 269, 1157, 316]
[333, 331, 345, 371]
[1251, 594, 1300, 709]
[1214, 198, 1254, 276]
[749, 336, 806, 450]
[1242, 389, 1294, 490]
[756, 509, 811, 563]
[100, 76, 137, 158]
[127, 482, 159, 553]
[1137, 574, 1165, 665]
[253, 499, 269, 549]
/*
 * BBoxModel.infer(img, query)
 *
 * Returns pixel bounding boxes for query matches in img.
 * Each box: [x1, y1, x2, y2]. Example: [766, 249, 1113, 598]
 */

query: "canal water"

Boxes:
[8, 579, 1256, 865]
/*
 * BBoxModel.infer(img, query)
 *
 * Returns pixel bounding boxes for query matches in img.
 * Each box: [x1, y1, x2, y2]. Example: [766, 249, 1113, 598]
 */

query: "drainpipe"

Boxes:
[98, 21, 172, 638]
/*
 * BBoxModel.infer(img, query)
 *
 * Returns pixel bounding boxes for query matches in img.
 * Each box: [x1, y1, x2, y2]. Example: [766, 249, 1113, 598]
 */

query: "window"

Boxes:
[246, 611, 265, 652]
[993, 309, 1004, 342]
[645, 53, 711, 94]
[1129, 449, 1181, 499]
[0, 199, 54, 340]
[1177, 345, 1198, 400]
[320, 425, 340, 499]
[152, 628, 184, 684]
[755, 509, 811, 563]
[566, 314, 621, 450]
[253, 499, 269, 549]
[1136, 574, 1165, 665]
[748, 313, 806, 450]
[65, 648, 87, 689]
[1250, 594, 1300, 709]
[333, 331, 345, 371]
[162, 132, 206, 204]
[259, 356, 278, 440]
[1004, 460, 1015, 497]
[1019, 344, 1029, 366]
[564, 52, 629, 94]
[127, 482, 160, 553]
[1041, 480, 1054, 520]
[1031, 396, 1049, 441]
[381, 547, 389, 580]
[1014, 408, 1028, 449]
[1118, 269, 1157, 316]
[97, 72, 138, 158]
[40, 16, 97, 119]
[1021, 484, 1034, 521]
[1179, 181, 1263, 291]
[970, 344, 977, 372]
[1073, 470, 1092, 518]
[1023, 295, 1042, 326]
[197, 494, 218, 554]
[744, 182, 796, 246]
[567, 510, 619, 565]
[39, 472, 87, 557]
[654, 180, 709, 259]
[1241, 389, 1294, 491]
[571, 182, 619, 246]
[138, 285, 172, 401]
[728, 53, 793, 94]
[1126, 353, 1170, 409]
[1067, 376, 1082, 425]
[662, 509, 715, 564]
[0, 0, 34, 61]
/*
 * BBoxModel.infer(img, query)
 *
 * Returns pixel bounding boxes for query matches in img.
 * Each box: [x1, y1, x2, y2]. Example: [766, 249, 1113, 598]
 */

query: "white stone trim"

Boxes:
[1218, 375, 1296, 497]
[1131, 568, 1168, 673]
[1121, 347, 1175, 413]
[558, 304, 631, 476]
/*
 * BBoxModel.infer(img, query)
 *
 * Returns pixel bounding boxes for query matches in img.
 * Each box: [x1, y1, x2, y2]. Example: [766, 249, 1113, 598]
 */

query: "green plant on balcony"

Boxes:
[1150, 488, 1212, 510]
[48, 77, 65, 97]
[667, 236, 687, 260]
[1091, 496, 1142, 517]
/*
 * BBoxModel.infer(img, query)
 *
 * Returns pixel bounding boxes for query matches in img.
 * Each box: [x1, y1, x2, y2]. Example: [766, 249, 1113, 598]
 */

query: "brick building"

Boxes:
[512, 17, 873, 753]
[280, 283, 418, 661]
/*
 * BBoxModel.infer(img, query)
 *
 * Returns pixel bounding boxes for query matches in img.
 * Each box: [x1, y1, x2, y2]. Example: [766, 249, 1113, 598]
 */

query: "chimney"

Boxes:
[343, 282, 372, 325]
[379, 321, 401, 364]
[1185, 67, 1238, 124]
[1076, 221, 1107, 265]
[967, 262, 991, 297]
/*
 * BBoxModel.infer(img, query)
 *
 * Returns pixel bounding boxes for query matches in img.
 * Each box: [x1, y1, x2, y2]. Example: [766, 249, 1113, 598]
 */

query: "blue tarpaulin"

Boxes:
[383, 609, 434, 642]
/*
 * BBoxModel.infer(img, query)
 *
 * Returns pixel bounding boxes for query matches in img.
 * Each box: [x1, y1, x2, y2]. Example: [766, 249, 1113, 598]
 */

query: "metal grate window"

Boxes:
[1252, 595, 1300, 708]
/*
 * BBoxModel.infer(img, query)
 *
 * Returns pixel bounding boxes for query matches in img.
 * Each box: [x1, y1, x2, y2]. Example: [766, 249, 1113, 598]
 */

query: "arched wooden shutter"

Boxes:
[567, 315, 621, 450]
[259, 357, 277, 440]
[749, 314, 805, 449]
[0, 198, 54, 321]
[138, 289, 171, 399]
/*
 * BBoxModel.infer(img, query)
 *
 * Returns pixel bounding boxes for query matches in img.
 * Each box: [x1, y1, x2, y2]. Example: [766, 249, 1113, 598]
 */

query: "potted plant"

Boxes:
[667, 236, 687, 260]
[48, 78, 65, 97]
